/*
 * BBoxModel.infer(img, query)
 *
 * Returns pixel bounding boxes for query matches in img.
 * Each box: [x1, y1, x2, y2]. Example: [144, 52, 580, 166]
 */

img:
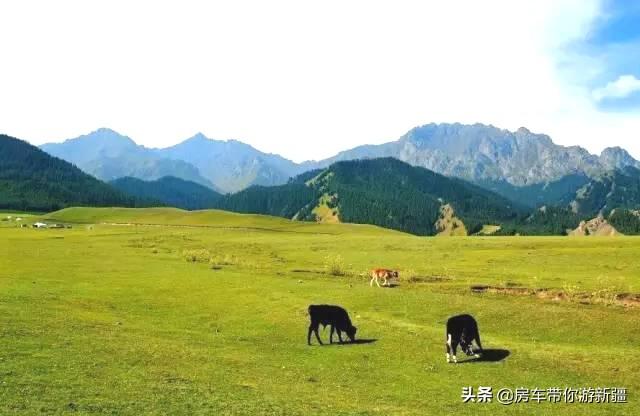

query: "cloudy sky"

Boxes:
[1, 0, 639, 162]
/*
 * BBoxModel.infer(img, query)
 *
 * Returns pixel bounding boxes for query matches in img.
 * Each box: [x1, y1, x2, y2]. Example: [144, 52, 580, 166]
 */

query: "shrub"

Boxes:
[592, 287, 618, 307]
[182, 249, 212, 263]
[562, 284, 580, 302]
[324, 254, 345, 276]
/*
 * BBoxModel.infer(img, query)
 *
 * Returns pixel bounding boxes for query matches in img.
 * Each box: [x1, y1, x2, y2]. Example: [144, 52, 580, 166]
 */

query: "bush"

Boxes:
[182, 249, 212, 263]
[324, 254, 346, 276]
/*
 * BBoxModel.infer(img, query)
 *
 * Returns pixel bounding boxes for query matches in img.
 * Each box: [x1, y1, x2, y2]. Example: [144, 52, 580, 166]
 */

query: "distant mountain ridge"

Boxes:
[311, 124, 640, 186]
[41, 129, 218, 191]
[40, 124, 640, 196]
[155, 133, 304, 193]
[41, 129, 305, 193]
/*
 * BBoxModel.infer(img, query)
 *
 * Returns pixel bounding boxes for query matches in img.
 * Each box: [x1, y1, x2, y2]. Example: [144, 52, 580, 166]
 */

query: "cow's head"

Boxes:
[392, 271, 399, 278]
[460, 335, 480, 357]
[346, 325, 357, 342]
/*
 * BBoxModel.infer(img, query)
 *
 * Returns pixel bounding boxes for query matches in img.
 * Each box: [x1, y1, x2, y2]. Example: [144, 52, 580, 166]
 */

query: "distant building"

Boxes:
[33, 222, 47, 228]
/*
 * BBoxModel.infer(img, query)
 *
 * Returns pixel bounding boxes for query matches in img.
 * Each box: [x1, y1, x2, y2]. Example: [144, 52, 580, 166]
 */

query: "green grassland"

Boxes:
[1, 207, 639, 415]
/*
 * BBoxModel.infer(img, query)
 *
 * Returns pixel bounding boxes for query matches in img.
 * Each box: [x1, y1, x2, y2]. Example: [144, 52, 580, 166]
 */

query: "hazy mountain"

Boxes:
[41, 129, 303, 193]
[155, 133, 302, 193]
[0, 134, 152, 211]
[312, 123, 640, 187]
[110, 176, 222, 210]
[40, 129, 216, 190]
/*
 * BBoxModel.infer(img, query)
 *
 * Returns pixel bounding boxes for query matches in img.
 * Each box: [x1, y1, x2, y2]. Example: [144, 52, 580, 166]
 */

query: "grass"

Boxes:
[1, 207, 639, 415]
[0, 211, 39, 228]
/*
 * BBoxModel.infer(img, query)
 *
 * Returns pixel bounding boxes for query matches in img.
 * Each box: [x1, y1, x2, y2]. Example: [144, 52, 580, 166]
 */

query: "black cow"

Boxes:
[307, 305, 357, 345]
[445, 314, 483, 363]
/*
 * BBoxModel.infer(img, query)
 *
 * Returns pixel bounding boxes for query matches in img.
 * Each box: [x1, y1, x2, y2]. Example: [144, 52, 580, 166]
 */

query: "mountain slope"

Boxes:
[0, 134, 150, 211]
[110, 176, 222, 210]
[213, 158, 523, 236]
[41, 129, 217, 190]
[155, 133, 303, 193]
[479, 174, 591, 208]
[569, 166, 640, 216]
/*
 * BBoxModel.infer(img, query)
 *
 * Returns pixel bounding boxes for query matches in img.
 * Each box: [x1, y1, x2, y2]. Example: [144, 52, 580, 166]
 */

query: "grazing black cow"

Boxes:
[445, 314, 483, 363]
[307, 305, 357, 345]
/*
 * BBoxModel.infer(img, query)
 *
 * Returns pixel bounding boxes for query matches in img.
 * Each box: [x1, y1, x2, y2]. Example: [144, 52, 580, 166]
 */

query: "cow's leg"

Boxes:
[308, 324, 315, 345]
[370, 275, 375, 286]
[337, 329, 344, 343]
[375, 276, 381, 287]
[446, 333, 453, 363]
[382, 275, 388, 286]
[314, 326, 323, 345]
[309, 321, 323, 345]
[451, 340, 459, 363]
[474, 334, 483, 357]
[329, 325, 335, 344]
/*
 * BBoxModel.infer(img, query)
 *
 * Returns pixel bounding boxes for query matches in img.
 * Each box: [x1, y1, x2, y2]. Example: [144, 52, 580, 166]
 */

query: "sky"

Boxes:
[0, 0, 639, 162]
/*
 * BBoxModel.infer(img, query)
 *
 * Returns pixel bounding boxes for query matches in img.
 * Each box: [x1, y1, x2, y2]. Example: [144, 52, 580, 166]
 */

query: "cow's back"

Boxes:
[308, 304, 351, 326]
[446, 314, 477, 333]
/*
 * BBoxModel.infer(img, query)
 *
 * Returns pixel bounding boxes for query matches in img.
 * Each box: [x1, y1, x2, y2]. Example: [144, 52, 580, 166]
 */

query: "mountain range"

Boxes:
[314, 124, 640, 186]
[40, 124, 640, 201]
[4, 129, 640, 235]
[41, 128, 305, 194]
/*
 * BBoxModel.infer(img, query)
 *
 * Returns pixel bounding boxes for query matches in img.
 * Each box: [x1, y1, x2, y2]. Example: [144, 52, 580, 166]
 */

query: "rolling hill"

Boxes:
[0, 134, 152, 211]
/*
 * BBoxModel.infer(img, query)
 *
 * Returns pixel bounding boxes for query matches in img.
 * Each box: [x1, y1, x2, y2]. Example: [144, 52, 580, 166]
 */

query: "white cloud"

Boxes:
[0, 0, 638, 161]
[592, 75, 640, 101]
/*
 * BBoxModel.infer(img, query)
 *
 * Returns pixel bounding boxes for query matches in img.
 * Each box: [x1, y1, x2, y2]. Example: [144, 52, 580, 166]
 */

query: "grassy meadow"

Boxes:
[1, 207, 639, 415]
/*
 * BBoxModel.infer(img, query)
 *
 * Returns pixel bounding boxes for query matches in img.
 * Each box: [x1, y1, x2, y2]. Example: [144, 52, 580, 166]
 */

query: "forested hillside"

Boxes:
[111, 176, 222, 210]
[206, 158, 524, 236]
[0, 135, 150, 211]
[309, 158, 523, 235]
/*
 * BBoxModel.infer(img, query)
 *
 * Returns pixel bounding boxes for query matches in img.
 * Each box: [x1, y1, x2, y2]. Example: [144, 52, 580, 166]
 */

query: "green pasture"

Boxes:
[1, 207, 638, 415]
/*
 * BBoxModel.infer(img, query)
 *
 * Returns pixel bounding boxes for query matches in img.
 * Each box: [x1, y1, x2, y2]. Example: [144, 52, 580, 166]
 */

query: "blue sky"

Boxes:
[574, 0, 640, 110]
[0, 1, 639, 161]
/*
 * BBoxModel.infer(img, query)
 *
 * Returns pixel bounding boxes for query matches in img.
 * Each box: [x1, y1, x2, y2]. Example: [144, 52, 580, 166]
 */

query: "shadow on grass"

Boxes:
[458, 349, 510, 364]
[324, 339, 378, 346]
[374, 283, 399, 288]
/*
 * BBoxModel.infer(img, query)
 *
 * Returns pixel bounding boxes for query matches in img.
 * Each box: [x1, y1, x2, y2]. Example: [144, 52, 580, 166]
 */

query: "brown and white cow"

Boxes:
[369, 268, 399, 287]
